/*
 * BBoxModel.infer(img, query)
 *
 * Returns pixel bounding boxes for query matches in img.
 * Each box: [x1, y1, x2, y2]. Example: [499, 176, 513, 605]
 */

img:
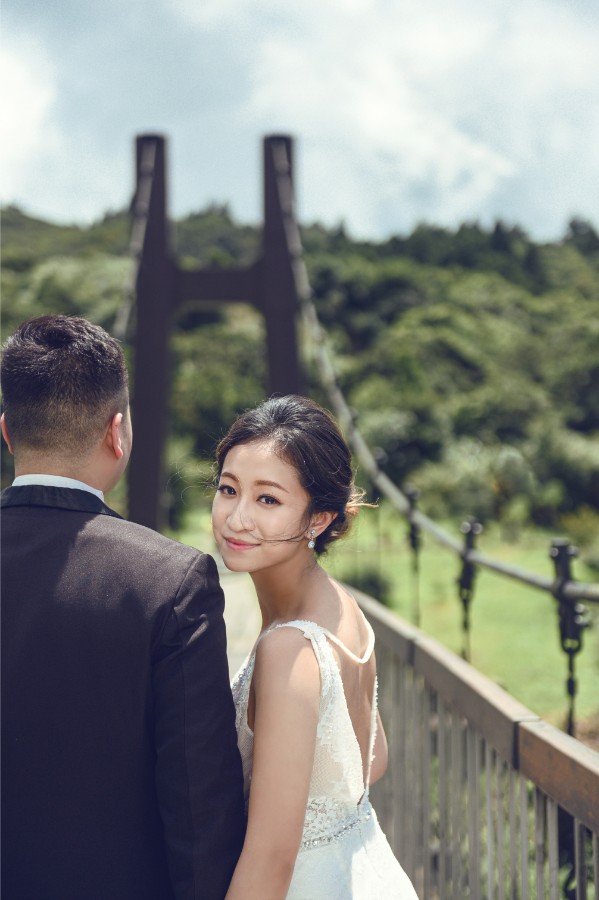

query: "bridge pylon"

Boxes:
[127, 134, 303, 532]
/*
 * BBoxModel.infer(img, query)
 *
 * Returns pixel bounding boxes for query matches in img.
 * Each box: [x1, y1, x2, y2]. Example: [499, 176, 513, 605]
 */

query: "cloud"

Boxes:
[168, 0, 598, 236]
[244, 14, 514, 233]
[0, 34, 60, 205]
[0, 22, 135, 221]
[2, 0, 598, 237]
[234, 0, 599, 235]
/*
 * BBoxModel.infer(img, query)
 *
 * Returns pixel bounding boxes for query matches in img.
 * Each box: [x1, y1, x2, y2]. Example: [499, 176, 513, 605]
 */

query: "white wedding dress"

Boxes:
[231, 619, 419, 899]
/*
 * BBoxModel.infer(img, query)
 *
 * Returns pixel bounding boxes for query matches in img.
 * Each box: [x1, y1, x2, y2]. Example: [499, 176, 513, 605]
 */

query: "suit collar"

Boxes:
[12, 473, 105, 502]
[0, 484, 123, 519]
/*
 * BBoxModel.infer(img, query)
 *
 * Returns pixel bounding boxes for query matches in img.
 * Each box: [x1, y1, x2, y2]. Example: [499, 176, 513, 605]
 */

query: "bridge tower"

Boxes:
[127, 134, 303, 532]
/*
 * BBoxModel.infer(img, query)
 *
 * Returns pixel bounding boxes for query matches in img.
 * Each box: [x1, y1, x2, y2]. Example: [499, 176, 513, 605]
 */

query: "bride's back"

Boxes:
[309, 587, 380, 787]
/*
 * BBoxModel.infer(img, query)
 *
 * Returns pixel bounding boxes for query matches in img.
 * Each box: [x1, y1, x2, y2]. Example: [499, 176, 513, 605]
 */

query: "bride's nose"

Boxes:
[226, 498, 255, 533]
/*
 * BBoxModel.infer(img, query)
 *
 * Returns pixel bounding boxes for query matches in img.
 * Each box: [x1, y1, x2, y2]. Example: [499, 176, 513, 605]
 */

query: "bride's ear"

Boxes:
[308, 511, 337, 538]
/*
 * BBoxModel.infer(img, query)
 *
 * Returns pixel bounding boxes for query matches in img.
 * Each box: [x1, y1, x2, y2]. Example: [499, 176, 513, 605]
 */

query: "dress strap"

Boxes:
[319, 618, 375, 665]
[255, 620, 331, 668]
[259, 618, 374, 665]
[256, 619, 318, 645]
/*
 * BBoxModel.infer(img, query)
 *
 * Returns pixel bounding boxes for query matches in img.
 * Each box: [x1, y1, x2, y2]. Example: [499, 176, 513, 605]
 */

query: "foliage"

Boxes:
[305, 233, 599, 526]
[336, 566, 394, 607]
[2, 255, 129, 336]
[558, 507, 599, 574]
[2, 204, 598, 534]
[1, 206, 129, 270]
[174, 204, 259, 268]
[169, 305, 267, 456]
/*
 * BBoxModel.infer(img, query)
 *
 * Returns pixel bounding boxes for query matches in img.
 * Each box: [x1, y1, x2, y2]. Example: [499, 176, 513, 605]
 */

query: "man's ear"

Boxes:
[105, 412, 125, 461]
[1, 414, 14, 454]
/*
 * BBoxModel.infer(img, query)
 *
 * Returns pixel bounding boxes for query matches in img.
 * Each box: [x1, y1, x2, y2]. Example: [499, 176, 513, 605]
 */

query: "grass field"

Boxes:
[172, 501, 599, 737]
[326, 504, 599, 733]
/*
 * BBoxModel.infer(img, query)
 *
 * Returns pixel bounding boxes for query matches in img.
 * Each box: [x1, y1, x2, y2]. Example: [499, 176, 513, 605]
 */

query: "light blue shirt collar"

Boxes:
[12, 474, 104, 502]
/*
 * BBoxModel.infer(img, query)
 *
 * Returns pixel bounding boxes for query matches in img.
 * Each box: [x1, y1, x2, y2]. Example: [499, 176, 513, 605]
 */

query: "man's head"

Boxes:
[1, 315, 131, 490]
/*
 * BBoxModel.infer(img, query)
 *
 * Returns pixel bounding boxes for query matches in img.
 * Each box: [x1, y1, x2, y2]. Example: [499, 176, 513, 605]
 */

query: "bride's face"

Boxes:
[212, 439, 313, 574]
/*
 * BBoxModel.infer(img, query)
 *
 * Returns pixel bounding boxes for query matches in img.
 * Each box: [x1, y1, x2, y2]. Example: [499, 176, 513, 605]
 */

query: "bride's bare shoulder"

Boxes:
[254, 624, 319, 677]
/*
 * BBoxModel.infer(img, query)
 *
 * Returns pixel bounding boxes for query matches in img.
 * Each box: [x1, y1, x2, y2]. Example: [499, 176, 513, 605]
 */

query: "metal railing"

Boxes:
[355, 588, 599, 900]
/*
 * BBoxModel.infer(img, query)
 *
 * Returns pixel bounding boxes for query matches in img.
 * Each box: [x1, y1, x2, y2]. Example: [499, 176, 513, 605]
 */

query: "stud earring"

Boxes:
[307, 529, 316, 550]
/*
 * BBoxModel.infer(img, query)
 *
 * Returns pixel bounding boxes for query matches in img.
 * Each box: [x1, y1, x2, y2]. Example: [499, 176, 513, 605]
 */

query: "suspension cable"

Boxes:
[113, 140, 157, 342]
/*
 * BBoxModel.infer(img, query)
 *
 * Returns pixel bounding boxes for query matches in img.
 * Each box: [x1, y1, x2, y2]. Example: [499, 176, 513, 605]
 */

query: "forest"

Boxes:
[2, 204, 599, 572]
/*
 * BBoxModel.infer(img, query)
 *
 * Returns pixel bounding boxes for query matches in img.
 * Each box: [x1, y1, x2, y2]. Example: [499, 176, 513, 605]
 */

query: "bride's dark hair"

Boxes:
[215, 395, 366, 555]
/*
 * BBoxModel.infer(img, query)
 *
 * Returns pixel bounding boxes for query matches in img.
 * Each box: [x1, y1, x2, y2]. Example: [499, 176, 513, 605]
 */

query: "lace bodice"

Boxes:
[231, 618, 378, 848]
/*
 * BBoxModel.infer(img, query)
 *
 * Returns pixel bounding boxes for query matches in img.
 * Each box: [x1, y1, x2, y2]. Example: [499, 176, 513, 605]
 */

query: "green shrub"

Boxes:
[335, 565, 393, 607]
[558, 506, 599, 574]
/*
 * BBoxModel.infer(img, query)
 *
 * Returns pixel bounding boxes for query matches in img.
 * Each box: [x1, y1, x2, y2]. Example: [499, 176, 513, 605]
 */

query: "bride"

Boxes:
[212, 395, 418, 899]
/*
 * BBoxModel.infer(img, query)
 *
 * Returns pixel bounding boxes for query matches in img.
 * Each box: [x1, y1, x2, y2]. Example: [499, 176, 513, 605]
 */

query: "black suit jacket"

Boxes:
[1, 485, 245, 900]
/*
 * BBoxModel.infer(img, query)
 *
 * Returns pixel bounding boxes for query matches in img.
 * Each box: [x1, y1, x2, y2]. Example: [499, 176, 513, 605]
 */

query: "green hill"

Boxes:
[2, 205, 598, 563]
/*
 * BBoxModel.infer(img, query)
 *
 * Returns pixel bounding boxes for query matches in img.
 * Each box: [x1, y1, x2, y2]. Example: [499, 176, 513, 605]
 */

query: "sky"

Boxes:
[2, 0, 598, 241]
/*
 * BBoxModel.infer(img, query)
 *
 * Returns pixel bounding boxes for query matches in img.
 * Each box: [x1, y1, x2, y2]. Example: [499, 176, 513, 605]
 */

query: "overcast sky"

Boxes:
[2, 0, 598, 240]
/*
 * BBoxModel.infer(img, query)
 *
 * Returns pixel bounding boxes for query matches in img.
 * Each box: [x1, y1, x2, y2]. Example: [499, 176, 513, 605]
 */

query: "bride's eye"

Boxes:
[216, 484, 236, 496]
[258, 494, 280, 505]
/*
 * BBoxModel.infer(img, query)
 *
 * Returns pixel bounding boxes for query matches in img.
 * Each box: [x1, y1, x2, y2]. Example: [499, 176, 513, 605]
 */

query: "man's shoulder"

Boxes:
[1, 486, 212, 569]
[96, 520, 222, 608]
[97, 514, 209, 563]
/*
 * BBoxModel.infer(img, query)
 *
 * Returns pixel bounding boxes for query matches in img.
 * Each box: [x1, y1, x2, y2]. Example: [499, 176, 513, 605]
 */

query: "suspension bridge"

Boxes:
[116, 133, 599, 900]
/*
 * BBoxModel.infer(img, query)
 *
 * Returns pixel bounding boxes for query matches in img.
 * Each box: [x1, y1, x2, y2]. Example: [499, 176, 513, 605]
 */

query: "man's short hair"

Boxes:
[1, 315, 129, 457]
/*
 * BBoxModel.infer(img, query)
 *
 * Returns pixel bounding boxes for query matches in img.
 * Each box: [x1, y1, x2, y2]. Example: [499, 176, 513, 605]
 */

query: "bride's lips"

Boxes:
[224, 537, 259, 551]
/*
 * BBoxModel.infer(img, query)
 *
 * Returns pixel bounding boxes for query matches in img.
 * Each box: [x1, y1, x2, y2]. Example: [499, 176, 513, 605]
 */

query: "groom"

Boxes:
[1, 315, 245, 899]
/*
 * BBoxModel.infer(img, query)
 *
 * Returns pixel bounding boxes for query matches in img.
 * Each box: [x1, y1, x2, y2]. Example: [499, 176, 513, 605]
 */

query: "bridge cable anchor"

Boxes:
[457, 517, 483, 662]
[404, 485, 421, 627]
